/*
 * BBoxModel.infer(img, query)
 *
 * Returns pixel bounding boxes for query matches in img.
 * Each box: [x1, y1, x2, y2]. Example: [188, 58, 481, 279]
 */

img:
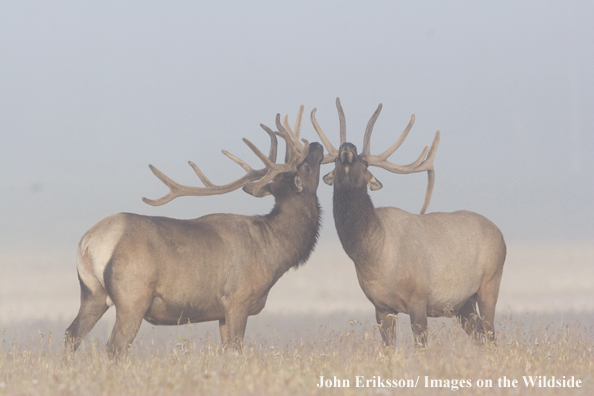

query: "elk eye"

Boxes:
[362, 159, 369, 167]
[334, 158, 338, 162]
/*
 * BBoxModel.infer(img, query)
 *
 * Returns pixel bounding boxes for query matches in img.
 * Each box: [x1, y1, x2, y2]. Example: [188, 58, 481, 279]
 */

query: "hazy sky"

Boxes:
[1, 1, 593, 261]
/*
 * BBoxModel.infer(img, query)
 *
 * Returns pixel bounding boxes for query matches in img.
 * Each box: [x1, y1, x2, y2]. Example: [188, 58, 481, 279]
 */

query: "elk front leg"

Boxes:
[409, 305, 428, 349]
[375, 309, 397, 347]
[222, 307, 249, 351]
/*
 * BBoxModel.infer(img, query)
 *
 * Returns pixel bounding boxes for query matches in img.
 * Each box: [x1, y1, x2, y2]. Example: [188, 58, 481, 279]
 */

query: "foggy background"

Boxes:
[1, 1, 593, 331]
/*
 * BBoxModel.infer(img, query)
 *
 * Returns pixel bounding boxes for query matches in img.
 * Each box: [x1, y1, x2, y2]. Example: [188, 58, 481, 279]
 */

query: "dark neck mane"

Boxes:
[333, 184, 381, 260]
[263, 194, 321, 270]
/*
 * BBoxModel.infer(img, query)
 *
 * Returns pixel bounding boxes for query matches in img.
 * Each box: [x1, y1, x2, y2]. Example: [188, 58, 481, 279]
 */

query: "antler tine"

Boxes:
[375, 114, 416, 161]
[413, 130, 440, 173]
[243, 137, 275, 168]
[420, 168, 436, 215]
[243, 123, 308, 196]
[336, 97, 346, 145]
[418, 131, 440, 214]
[311, 107, 339, 164]
[277, 113, 298, 164]
[188, 160, 215, 187]
[282, 105, 305, 153]
[259, 123, 278, 163]
[296, 138, 310, 165]
[294, 105, 303, 140]
[361, 103, 382, 157]
[221, 150, 256, 174]
[142, 165, 187, 206]
[274, 126, 303, 169]
[276, 119, 310, 168]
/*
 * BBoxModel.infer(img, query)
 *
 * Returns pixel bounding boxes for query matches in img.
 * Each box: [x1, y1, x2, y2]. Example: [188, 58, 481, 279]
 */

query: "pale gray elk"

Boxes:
[312, 98, 506, 348]
[65, 107, 324, 357]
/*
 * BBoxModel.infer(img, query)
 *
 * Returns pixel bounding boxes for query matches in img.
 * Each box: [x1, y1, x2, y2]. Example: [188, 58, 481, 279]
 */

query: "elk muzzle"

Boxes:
[338, 143, 358, 164]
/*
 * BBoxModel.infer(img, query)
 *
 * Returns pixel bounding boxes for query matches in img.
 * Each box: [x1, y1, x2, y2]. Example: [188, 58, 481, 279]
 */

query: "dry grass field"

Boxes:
[1, 241, 593, 395]
[1, 313, 593, 395]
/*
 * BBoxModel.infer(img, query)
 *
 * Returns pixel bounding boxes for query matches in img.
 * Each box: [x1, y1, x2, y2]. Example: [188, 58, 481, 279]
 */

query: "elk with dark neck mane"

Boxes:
[65, 107, 323, 358]
[313, 98, 506, 348]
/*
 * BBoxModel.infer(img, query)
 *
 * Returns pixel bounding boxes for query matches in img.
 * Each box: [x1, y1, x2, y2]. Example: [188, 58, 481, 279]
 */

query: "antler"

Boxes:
[143, 110, 310, 206]
[365, 125, 440, 215]
[311, 98, 346, 164]
[242, 113, 310, 196]
[312, 97, 440, 214]
[282, 104, 305, 162]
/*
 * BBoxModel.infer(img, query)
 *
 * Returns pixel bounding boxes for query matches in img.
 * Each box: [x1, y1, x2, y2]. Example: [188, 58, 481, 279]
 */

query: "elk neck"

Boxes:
[333, 183, 383, 262]
[259, 192, 321, 271]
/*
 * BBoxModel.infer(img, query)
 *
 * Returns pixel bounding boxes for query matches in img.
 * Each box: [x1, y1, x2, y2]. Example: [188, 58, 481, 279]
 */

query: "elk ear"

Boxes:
[366, 171, 383, 191]
[243, 183, 272, 197]
[323, 170, 334, 186]
[293, 175, 303, 193]
[369, 177, 383, 191]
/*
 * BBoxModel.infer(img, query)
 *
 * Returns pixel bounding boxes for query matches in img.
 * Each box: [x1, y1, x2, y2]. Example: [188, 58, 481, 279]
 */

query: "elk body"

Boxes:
[65, 108, 323, 357]
[313, 98, 506, 348]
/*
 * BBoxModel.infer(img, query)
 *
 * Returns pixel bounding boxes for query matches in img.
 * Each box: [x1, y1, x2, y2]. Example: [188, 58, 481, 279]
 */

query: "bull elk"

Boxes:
[65, 107, 324, 357]
[312, 98, 506, 348]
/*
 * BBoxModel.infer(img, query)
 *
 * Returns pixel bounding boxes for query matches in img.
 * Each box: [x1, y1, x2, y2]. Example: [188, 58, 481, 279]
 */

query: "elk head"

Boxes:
[311, 98, 440, 214]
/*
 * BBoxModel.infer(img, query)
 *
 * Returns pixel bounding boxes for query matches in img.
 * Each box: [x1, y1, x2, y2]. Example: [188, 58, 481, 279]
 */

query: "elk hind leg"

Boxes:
[106, 304, 149, 359]
[456, 297, 482, 342]
[65, 273, 110, 356]
[409, 305, 428, 349]
[105, 282, 154, 358]
[477, 278, 501, 344]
